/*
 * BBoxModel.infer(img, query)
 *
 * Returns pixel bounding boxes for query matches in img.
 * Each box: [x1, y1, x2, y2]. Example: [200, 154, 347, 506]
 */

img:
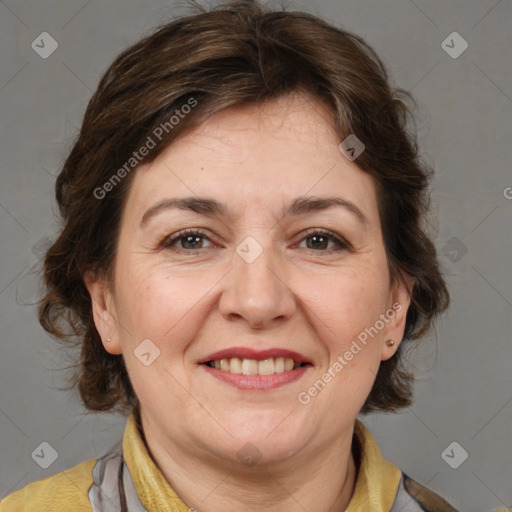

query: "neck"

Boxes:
[137, 407, 359, 512]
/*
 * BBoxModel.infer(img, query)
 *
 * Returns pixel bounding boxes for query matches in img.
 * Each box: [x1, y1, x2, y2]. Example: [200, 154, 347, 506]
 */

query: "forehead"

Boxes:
[124, 93, 379, 225]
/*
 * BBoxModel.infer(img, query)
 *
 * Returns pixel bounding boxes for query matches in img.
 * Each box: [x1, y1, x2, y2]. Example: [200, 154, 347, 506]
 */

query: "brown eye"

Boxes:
[305, 234, 330, 250]
[178, 234, 204, 249]
[298, 229, 351, 253]
[162, 229, 213, 252]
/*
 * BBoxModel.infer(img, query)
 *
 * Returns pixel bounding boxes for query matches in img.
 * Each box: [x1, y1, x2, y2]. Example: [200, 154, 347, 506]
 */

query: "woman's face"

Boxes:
[88, 93, 411, 467]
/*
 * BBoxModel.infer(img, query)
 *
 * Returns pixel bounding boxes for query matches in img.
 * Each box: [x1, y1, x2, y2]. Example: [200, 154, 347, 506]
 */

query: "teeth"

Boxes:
[241, 359, 258, 375]
[258, 359, 274, 375]
[209, 357, 303, 375]
[229, 357, 242, 373]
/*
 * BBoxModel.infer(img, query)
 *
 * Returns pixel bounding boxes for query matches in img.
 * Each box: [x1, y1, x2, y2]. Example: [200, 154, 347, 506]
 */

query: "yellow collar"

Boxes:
[347, 419, 402, 511]
[123, 407, 401, 511]
[123, 406, 191, 511]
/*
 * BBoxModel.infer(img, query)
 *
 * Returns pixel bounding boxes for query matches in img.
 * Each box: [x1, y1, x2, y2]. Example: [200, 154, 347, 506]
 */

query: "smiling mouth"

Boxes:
[204, 357, 311, 375]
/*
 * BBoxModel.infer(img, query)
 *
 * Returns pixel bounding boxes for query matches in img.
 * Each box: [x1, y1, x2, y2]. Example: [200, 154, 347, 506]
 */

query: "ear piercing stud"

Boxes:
[386, 339, 395, 347]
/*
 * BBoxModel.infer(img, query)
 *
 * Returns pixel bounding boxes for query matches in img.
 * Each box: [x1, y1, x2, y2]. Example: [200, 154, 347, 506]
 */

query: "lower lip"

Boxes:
[201, 364, 311, 390]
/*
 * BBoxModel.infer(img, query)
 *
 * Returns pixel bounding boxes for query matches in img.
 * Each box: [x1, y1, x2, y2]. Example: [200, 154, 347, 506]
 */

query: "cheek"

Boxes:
[309, 274, 389, 405]
[114, 263, 213, 351]
[308, 271, 388, 410]
[318, 264, 390, 335]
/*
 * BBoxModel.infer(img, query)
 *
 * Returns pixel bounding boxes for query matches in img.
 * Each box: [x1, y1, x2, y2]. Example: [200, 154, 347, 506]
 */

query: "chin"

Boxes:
[218, 438, 305, 470]
[221, 411, 310, 457]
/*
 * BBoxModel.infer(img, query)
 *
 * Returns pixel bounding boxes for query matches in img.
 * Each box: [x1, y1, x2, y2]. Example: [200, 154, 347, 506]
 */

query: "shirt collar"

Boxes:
[123, 406, 401, 512]
[123, 404, 191, 511]
[346, 418, 402, 511]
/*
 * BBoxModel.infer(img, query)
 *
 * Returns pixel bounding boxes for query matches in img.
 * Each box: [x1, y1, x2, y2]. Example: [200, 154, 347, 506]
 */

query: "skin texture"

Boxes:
[86, 92, 413, 512]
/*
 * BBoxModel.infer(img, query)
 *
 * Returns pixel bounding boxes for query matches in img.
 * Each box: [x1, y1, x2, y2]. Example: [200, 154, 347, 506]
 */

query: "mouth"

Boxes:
[204, 357, 310, 375]
[198, 348, 312, 389]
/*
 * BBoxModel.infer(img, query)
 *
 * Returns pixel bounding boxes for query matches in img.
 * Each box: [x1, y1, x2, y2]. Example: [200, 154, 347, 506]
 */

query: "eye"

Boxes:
[296, 229, 351, 253]
[160, 228, 351, 255]
[161, 229, 214, 253]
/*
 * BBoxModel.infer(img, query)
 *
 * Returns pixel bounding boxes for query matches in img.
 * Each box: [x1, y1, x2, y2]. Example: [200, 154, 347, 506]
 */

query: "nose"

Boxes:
[218, 239, 296, 329]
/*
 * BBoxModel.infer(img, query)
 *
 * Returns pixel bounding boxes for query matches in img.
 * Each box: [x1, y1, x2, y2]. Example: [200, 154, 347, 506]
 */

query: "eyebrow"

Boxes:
[140, 195, 368, 227]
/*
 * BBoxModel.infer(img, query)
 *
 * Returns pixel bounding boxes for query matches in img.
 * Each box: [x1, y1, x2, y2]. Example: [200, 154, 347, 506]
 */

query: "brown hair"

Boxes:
[39, 0, 449, 415]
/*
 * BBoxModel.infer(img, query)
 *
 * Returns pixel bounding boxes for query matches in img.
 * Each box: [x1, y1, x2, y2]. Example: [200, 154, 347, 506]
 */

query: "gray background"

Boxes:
[0, 1, 511, 511]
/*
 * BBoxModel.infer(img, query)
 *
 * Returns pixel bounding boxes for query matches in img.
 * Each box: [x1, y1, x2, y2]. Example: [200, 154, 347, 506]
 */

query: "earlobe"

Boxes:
[83, 272, 123, 355]
[380, 274, 414, 361]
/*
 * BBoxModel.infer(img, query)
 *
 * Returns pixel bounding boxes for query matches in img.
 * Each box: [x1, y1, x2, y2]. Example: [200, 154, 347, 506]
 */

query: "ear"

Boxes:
[380, 272, 414, 361]
[83, 271, 122, 355]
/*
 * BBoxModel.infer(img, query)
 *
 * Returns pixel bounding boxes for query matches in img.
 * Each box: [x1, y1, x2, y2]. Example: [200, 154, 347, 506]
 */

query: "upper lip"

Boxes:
[198, 347, 311, 365]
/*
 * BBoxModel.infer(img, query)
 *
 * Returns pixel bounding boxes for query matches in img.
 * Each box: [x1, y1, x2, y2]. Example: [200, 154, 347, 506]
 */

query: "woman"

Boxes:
[1, 1, 461, 510]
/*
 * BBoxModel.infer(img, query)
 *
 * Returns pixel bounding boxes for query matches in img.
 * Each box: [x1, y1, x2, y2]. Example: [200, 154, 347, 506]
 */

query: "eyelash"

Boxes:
[160, 228, 351, 255]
